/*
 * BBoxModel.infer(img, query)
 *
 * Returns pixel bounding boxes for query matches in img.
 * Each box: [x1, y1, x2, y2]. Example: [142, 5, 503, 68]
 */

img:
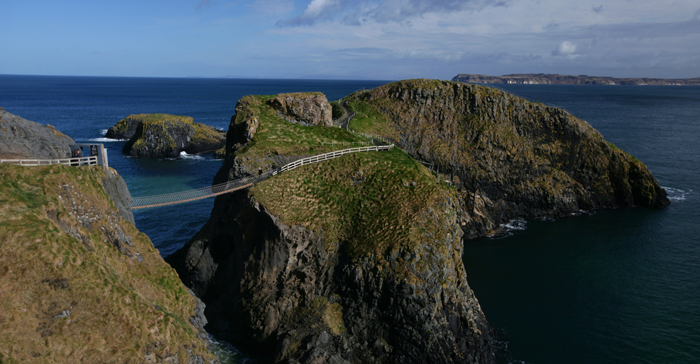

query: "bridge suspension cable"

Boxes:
[130, 144, 394, 210]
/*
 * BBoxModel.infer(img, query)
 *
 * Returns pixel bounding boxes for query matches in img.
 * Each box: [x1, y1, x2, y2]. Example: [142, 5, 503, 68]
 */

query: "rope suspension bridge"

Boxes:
[130, 144, 394, 210]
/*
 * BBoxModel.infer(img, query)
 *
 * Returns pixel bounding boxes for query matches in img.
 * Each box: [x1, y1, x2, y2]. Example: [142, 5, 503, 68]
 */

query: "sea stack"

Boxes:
[106, 113, 226, 158]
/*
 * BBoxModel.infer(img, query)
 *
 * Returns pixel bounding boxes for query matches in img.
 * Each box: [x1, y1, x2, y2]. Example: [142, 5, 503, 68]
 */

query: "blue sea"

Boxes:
[1, 75, 698, 364]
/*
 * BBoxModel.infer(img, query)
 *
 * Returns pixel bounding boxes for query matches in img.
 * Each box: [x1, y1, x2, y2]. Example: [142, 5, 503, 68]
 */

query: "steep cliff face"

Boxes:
[345, 79, 669, 237]
[117, 114, 226, 158]
[0, 164, 217, 363]
[169, 92, 494, 363]
[105, 114, 141, 139]
[270, 92, 334, 127]
[0, 107, 75, 159]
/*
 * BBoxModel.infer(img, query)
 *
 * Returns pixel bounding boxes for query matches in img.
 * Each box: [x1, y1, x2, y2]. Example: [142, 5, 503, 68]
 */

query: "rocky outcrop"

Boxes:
[101, 167, 135, 225]
[169, 183, 492, 364]
[117, 113, 226, 158]
[169, 92, 494, 363]
[105, 114, 141, 139]
[345, 79, 669, 237]
[453, 73, 700, 85]
[0, 107, 74, 159]
[270, 93, 334, 127]
[0, 163, 218, 363]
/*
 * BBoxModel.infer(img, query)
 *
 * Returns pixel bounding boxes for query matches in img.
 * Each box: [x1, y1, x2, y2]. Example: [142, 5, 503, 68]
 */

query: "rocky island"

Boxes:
[452, 73, 700, 85]
[168, 92, 494, 363]
[344, 79, 668, 237]
[168, 80, 667, 363]
[106, 113, 226, 158]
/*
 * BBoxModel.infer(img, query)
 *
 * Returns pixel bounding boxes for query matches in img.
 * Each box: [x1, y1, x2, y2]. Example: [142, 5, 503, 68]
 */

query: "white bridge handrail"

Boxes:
[0, 156, 98, 167]
[131, 144, 394, 209]
[279, 145, 394, 173]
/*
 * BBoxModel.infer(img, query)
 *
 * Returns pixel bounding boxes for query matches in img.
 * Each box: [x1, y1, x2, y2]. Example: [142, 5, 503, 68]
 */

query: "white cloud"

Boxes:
[552, 41, 577, 56]
[279, 0, 339, 25]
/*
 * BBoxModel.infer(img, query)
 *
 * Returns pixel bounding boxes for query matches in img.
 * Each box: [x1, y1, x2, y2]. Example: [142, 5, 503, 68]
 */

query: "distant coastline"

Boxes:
[452, 73, 700, 86]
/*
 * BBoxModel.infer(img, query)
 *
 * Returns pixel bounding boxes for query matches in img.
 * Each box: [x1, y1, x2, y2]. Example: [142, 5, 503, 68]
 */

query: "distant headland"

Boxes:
[452, 73, 700, 85]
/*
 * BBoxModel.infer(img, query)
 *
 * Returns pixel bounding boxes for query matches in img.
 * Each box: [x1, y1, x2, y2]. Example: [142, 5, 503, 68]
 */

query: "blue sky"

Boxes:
[2, 0, 699, 80]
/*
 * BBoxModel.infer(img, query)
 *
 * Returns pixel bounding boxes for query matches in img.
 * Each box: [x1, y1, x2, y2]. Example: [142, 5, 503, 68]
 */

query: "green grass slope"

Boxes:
[0, 164, 215, 363]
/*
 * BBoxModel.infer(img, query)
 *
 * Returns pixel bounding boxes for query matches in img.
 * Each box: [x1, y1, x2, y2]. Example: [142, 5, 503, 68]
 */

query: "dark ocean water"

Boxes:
[464, 84, 700, 364]
[1, 76, 698, 363]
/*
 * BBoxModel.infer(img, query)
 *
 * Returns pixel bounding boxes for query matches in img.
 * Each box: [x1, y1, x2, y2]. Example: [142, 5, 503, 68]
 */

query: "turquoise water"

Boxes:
[2, 76, 698, 363]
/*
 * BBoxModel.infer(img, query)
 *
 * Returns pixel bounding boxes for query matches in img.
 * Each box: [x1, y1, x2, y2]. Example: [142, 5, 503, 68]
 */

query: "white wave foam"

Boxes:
[662, 186, 690, 202]
[501, 218, 527, 231]
[100, 129, 108, 135]
[179, 151, 205, 160]
[83, 137, 126, 142]
[489, 218, 527, 239]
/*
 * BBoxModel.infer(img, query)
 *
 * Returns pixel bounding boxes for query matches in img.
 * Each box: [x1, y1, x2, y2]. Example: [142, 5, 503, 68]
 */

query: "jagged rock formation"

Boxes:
[452, 73, 700, 85]
[113, 113, 226, 158]
[0, 163, 217, 363]
[105, 114, 141, 139]
[270, 92, 334, 127]
[169, 92, 494, 364]
[0, 107, 75, 159]
[344, 79, 669, 237]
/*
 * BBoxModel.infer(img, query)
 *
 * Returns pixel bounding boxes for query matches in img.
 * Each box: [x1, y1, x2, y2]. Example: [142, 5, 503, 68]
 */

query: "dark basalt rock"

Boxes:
[105, 115, 141, 139]
[0, 107, 74, 159]
[168, 189, 493, 364]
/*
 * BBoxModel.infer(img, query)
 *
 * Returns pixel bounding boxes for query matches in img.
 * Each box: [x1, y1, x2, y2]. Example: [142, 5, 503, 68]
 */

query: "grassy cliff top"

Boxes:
[233, 92, 460, 263]
[110, 113, 193, 134]
[0, 164, 214, 363]
[230, 95, 372, 162]
[129, 113, 194, 123]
